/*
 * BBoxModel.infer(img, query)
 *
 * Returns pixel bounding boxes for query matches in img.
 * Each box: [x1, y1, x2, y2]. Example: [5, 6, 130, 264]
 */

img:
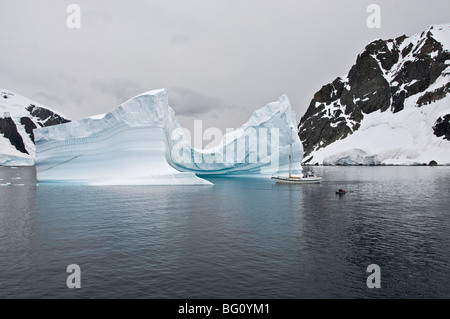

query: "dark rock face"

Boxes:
[299, 25, 450, 160]
[433, 114, 450, 140]
[0, 117, 29, 154]
[347, 41, 391, 114]
[26, 104, 70, 126]
[20, 117, 37, 143]
[0, 98, 71, 158]
[429, 160, 438, 166]
[417, 82, 450, 106]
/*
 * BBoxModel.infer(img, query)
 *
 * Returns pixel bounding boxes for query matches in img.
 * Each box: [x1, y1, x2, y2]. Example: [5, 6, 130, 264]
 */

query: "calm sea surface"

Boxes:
[0, 166, 449, 299]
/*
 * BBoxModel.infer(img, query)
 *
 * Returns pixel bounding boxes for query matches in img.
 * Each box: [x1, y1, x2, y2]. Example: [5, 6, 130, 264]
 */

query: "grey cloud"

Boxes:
[91, 79, 144, 105]
[170, 34, 191, 45]
[84, 9, 113, 29]
[31, 91, 65, 109]
[169, 87, 231, 116]
[1, 0, 450, 131]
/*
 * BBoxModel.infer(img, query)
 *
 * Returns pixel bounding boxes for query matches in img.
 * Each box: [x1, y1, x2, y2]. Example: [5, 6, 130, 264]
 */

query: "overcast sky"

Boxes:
[1, 0, 450, 133]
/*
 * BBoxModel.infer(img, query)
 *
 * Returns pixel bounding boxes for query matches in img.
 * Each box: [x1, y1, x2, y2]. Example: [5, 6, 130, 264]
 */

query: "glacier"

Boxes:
[34, 89, 302, 185]
[316, 97, 450, 166]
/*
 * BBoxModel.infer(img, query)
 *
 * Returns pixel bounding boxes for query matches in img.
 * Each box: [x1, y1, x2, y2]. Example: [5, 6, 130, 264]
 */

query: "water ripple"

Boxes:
[0, 166, 449, 298]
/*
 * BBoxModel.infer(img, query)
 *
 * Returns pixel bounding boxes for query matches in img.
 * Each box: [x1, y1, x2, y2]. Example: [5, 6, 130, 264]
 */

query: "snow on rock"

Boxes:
[35, 89, 302, 185]
[299, 24, 450, 165]
[0, 89, 70, 166]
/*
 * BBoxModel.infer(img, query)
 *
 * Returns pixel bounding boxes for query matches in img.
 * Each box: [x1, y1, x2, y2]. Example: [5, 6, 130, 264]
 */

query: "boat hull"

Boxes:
[271, 176, 322, 184]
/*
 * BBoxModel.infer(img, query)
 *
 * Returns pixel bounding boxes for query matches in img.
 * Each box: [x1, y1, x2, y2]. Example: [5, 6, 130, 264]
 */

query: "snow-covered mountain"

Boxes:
[299, 24, 450, 165]
[0, 89, 70, 166]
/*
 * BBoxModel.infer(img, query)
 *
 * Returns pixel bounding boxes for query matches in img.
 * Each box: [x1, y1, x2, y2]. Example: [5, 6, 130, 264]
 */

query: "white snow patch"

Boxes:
[430, 24, 450, 51]
[307, 95, 450, 165]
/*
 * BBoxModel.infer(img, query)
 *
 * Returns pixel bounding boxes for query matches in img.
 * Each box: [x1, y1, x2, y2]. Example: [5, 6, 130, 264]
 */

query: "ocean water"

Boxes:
[0, 165, 449, 299]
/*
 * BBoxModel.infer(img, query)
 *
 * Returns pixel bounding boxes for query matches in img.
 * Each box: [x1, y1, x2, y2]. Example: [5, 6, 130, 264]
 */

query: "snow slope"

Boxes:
[0, 89, 69, 166]
[35, 89, 302, 185]
[313, 97, 450, 165]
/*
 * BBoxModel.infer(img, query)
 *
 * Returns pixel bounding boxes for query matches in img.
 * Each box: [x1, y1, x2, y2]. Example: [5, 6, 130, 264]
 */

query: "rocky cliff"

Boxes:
[299, 24, 450, 165]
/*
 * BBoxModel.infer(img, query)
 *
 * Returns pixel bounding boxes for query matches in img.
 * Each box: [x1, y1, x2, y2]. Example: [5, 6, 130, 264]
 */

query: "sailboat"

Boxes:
[271, 127, 322, 184]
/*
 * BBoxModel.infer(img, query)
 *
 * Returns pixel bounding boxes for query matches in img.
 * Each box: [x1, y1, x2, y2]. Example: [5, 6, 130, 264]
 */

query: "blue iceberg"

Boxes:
[34, 89, 302, 185]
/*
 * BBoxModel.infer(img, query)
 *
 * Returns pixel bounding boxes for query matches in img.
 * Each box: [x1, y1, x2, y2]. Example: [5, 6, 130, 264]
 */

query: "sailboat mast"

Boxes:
[289, 127, 292, 178]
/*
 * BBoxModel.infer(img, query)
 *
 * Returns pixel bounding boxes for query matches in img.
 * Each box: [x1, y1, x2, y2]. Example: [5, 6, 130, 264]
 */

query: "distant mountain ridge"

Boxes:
[299, 24, 450, 165]
[0, 89, 70, 166]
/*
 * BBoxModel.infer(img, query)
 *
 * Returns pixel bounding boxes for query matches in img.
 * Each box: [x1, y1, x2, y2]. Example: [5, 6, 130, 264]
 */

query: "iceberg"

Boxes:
[34, 89, 302, 185]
